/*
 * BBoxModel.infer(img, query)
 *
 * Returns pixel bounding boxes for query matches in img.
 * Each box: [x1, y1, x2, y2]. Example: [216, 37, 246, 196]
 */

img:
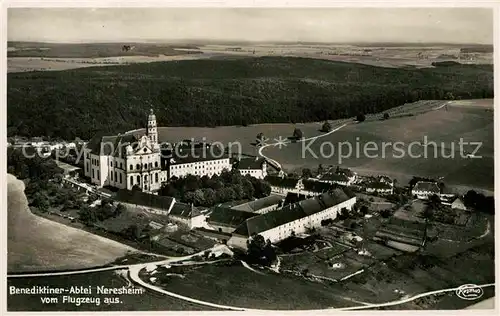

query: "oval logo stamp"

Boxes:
[455, 284, 484, 300]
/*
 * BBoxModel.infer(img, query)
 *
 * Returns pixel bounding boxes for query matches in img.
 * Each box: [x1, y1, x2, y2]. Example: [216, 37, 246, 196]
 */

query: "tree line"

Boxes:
[7, 57, 493, 140]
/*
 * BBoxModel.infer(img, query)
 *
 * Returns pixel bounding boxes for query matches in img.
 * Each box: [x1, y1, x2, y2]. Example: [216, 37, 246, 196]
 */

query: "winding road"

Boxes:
[257, 121, 350, 170]
[8, 245, 495, 311]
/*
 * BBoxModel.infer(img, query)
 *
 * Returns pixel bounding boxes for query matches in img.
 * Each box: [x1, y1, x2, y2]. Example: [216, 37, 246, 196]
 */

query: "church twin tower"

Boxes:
[147, 108, 158, 144]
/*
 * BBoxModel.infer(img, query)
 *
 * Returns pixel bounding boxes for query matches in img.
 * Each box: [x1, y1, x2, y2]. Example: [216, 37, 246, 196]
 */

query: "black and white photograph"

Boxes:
[4, 3, 497, 312]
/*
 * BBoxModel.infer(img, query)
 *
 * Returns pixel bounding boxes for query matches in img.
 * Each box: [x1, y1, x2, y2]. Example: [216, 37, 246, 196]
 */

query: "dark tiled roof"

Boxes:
[86, 133, 140, 157]
[231, 195, 283, 213]
[283, 192, 309, 206]
[233, 188, 353, 237]
[378, 176, 392, 183]
[264, 176, 299, 189]
[366, 182, 392, 189]
[337, 168, 354, 177]
[413, 181, 440, 193]
[169, 202, 202, 218]
[302, 179, 336, 192]
[208, 206, 257, 228]
[320, 173, 349, 182]
[114, 189, 175, 211]
[236, 157, 266, 170]
[162, 145, 229, 165]
[194, 227, 232, 238]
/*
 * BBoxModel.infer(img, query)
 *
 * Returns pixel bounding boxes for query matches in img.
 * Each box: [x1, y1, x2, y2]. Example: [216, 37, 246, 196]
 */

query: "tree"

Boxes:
[293, 128, 303, 139]
[380, 209, 392, 218]
[318, 164, 324, 175]
[359, 205, 369, 215]
[321, 121, 332, 132]
[247, 234, 276, 266]
[356, 113, 366, 122]
[115, 203, 127, 215]
[193, 189, 206, 206]
[302, 168, 313, 178]
[383, 113, 390, 120]
[256, 133, 265, 146]
[445, 92, 455, 100]
[338, 207, 350, 220]
[30, 191, 50, 212]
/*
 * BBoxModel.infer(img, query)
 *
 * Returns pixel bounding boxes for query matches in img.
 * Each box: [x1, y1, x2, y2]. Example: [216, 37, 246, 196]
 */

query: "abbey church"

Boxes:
[83, 109, 232, 193]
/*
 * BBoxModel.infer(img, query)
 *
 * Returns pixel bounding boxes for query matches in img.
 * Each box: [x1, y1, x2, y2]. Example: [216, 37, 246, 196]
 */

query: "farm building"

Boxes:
[55, 160, 82, 178]
[451, 197, 467, 210]
[318, 173, 350, 186]
[411, 181, 440, 200]
[302, 179, 337, 194]
[228, 188, 356, 250]
[234, 157, 268, 179]
[378, 176, 394, 187]
[114, 188, 175, 215]
[265, 176, 337, 196]
[230, 195, 284, 214]
[365, 181, 393, 195]
[265, 175, 300, 194]
[193, 227, 233, 243]
[168, 202, 207, 229]
[207, 206, 258, 233]
[283, 192, 310, 206]
[336, 168, 357, 184]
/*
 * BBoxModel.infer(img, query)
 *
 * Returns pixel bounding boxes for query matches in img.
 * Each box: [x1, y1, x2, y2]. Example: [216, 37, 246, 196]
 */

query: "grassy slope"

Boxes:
[262, 102, 494, 190]
[7, 56, 493, 140]
[161, 263, 355, 310]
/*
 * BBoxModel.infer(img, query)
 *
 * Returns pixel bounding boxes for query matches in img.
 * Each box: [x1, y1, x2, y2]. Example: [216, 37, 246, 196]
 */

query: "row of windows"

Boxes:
[129, 161, 159, 170]
[129, 173, 159, 186]
[171, 160, 229, 169]
[241, 170, 262, 174]
[110, 171, 123, 184]
[110, 161, 124, 169]
[91, 158, 100, 166]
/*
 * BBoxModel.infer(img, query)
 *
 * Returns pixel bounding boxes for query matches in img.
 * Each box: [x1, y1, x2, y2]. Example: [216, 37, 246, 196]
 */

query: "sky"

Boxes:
[7, 8, 493, 44]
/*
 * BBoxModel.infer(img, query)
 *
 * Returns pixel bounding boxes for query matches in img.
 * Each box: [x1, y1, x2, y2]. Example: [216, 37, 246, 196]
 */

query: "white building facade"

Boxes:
[84, 109, 166, 193]
[229, 190, 356, 250]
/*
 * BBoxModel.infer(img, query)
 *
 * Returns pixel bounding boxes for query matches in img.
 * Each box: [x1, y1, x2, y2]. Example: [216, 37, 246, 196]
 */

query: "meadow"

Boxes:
[261, 99, 494, 190]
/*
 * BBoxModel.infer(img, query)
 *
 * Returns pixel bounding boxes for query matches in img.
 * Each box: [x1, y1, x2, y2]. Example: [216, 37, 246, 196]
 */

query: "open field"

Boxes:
[261, 99, 494, 190]
[7, 174, 135, 273]
[339, 241, 495, 306]
[8, 42, 493, 73]
[143, 262, 357, 310]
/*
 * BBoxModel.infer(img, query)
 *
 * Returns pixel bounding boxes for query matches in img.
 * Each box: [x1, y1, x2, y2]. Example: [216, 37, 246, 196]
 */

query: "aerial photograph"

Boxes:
[6, 7, 495, 312]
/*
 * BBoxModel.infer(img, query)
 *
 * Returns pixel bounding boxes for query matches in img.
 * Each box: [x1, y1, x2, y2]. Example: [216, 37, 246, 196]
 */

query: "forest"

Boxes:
[7, 56, 493, 140]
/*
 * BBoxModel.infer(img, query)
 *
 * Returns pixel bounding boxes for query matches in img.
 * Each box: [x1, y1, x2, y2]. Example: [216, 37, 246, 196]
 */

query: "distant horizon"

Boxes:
[7, 39, 494, 46]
